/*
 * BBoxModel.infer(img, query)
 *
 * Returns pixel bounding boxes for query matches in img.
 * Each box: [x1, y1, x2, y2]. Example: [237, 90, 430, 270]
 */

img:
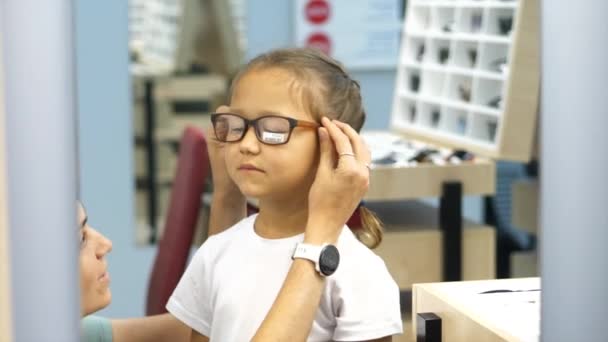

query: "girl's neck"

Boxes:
[255, 194, 309, 239]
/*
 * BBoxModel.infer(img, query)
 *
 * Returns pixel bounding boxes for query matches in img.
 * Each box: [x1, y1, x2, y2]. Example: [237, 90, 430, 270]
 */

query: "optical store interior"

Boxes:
[1, 1, 606, 341]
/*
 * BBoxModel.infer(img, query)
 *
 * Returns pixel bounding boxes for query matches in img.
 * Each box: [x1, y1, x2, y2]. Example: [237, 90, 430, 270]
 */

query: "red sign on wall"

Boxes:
[305, 0, 331, 25]
[296, 0, 401, 69]
[306, 32, 332, 55]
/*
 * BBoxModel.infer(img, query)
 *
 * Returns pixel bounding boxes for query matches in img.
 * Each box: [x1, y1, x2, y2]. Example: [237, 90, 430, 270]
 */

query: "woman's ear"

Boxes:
[215, 105, 230, 113]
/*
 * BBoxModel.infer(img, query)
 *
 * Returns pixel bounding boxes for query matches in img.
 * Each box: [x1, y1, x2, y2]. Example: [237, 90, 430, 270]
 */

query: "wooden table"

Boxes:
[413, 278, 540, 342]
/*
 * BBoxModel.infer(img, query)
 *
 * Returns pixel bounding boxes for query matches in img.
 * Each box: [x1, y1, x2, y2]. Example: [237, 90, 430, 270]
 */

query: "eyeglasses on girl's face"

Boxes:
[211, 113, 319, 145]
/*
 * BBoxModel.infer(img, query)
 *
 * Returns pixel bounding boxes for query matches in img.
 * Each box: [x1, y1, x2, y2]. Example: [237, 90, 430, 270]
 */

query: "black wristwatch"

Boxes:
[292, 243, 340, 276]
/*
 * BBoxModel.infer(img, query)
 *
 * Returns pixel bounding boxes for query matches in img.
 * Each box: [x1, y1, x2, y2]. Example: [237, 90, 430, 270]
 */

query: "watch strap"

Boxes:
[292, 243, 324, 264]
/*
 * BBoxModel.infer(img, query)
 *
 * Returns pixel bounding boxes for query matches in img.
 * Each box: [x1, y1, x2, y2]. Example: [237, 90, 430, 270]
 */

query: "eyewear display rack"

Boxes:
[393, 0, 538, 159]
[132, 0, 243, 244]
[365, 0, 539, 285]
[133, 74, 226, 244]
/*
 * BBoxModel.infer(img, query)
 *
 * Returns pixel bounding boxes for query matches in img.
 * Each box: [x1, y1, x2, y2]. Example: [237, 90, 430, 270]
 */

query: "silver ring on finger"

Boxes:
[339, 152, 356, 158]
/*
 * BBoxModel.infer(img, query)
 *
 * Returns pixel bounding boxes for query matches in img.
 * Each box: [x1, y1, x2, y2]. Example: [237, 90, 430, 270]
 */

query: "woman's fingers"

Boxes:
[209, 106, 231, 145]
[333, 120, 372, 166]
[321, 117, 357, 169]
[321, 117, 353, 154]
[316, 127, 336, 174]
[308, 121, 371, 239]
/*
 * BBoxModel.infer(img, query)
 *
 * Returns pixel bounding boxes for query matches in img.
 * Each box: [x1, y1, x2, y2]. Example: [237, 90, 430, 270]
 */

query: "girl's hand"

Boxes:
[305, 117, 371, 244]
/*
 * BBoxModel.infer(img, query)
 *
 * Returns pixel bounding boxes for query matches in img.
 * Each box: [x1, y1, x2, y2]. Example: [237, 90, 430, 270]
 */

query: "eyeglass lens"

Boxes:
[214, 115, 293, 145]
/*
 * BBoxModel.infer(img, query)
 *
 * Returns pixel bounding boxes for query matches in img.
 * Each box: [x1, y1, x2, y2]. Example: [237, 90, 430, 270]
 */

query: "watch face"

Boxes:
[319, 245, 340, 276]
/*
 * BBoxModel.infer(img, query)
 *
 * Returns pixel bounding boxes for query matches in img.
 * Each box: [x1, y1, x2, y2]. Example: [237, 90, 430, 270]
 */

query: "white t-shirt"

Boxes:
[167, 214, 403, 341]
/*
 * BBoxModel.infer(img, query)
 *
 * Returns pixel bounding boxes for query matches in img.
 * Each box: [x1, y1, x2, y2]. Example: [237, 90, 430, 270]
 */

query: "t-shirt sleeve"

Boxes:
[166, 240, 215, 337]
[81, 315, 113, 342]
[332, 254, 403, 341]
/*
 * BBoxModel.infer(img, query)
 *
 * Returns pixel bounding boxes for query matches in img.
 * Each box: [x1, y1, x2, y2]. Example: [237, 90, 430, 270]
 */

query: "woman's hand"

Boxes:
[305, 117, 371, 244]
[207, 105, 245, 201]
[207, 106, 247, 236]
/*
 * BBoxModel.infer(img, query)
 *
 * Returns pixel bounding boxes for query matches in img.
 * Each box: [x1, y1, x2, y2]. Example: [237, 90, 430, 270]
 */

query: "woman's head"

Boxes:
[78, 202, 113, 316]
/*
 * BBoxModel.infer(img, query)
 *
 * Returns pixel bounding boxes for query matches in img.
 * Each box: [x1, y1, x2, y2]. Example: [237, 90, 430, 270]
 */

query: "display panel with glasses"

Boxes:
[393, 0, 539, 160]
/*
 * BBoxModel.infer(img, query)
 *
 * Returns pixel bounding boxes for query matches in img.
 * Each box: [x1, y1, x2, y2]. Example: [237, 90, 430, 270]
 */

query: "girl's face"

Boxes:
[78, 203, 113, 316]
[224, 68, 320, 201]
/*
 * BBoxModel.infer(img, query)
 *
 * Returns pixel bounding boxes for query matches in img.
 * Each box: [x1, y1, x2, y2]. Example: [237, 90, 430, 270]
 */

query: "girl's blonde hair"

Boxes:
[230, 48, 383, 249]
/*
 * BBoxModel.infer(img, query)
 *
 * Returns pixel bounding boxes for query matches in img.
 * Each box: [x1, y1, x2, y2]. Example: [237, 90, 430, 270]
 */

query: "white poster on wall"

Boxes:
[294, 0, 402, 70]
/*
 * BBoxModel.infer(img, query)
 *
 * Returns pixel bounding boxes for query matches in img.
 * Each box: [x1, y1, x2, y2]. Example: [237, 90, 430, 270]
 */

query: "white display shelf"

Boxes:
[392, 0, 539, 161]
[411, 1, 519, 9]
[406, 30, 512, 45]
[398, 91, 501, 117]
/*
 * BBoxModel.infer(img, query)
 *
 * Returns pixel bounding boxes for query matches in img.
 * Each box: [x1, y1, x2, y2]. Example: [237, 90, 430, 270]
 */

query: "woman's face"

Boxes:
[78, 203, 112, 316]
[224, 67, 320, 202]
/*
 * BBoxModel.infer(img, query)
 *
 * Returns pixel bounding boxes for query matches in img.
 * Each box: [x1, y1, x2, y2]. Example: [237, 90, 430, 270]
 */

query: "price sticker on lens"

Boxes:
[263, 132, 288, 144]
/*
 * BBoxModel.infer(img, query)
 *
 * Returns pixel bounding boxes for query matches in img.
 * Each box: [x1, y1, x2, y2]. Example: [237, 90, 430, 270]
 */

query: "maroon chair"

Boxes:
[146, 126, 209, 315]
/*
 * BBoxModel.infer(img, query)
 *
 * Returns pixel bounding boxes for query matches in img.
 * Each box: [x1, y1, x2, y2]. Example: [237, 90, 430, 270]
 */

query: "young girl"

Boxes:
[167, 48, 403, 341]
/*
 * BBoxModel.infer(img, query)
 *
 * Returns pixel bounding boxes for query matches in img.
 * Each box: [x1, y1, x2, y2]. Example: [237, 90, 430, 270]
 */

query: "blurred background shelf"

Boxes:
[130, 0, 244, 243]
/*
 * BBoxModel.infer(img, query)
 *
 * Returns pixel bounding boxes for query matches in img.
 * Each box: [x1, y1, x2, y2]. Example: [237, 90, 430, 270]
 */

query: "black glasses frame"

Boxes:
[210, 113, 319, 145]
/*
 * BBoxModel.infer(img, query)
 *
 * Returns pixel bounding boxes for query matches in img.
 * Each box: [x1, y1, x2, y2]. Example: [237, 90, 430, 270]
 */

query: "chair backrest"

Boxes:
[146, 126, 209, 315]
